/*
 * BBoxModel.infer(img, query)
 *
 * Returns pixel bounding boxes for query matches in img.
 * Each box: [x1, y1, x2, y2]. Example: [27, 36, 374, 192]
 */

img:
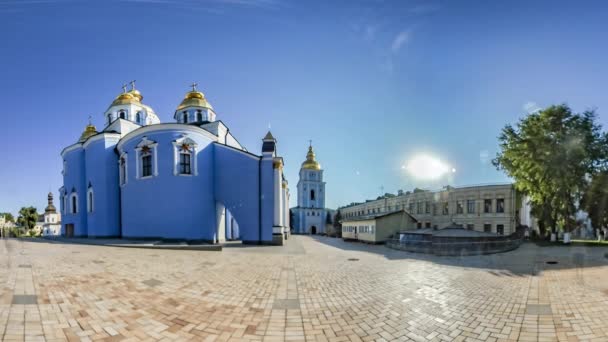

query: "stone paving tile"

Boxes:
[2, 237, 608, 341]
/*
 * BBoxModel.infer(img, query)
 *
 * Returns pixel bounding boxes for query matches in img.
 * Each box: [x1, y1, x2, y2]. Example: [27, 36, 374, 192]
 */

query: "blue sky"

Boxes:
[1, 0, 607, 215]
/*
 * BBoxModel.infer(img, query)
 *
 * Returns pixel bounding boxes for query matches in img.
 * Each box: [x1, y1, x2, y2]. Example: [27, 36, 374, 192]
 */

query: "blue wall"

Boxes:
[214, 144, 262, 243]
[84, 137, 120, 237]
[61, 147, 88, 237]
[120, 129, 216, 240]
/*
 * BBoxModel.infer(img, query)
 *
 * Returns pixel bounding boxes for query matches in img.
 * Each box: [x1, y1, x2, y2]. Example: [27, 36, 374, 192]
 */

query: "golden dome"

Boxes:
[128, 88, 143, 101]
[110, 92, 139, 107]
[177, 90, 213, 111]
[301, 146, 321, 170]
[79, 123, 97, 142]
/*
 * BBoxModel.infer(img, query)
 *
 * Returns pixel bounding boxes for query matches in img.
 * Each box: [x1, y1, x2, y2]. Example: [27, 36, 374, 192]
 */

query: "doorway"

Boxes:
[65, 224, 74, 238]
[311, 226, 317, 234]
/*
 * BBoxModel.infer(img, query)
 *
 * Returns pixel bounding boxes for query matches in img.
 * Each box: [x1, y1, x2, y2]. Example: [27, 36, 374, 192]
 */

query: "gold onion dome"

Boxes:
[177, 89, 213, 111]
[79, 123, 97, 142]
[128, 88, 143, 101]
[301, 146, 321, 170]
[110, 92, 140, 107]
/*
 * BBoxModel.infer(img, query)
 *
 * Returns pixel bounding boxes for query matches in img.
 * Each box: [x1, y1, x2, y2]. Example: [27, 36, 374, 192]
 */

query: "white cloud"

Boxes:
[391, 30, 411, 53]
[523, 101, 541, 114]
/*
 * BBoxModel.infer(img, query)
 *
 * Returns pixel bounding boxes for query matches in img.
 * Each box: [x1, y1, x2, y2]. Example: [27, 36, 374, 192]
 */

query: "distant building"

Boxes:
[291, 144, 330, 234]
[42, 192, 61, 236]
[342, 210, 418, 243]
[339, 184, 519, 236]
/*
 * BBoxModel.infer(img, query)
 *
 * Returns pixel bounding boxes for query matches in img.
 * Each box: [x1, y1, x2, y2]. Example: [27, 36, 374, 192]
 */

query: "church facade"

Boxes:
[291, 145, 329, 234]
[42, 192, 62, 236]
[59, 83, 290, 244]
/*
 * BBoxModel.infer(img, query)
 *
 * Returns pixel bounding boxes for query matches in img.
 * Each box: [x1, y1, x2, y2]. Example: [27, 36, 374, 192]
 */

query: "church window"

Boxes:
[183, 111, 188, 123]
[107, 114, 112, 126]
[70, 192, 78, 214]
[135, 137, 158, 179]
[119, 155, 127, 186]
[136, 112, 142, 124]
[179, 152, 191, 175]
[196, 110, 203, 122]
[87, 187, 94, 213]
[310, 189, 315, 201]
[172, 137, 198, 176]
[119, 111, 126, 119]
[142, 152, 152, 177]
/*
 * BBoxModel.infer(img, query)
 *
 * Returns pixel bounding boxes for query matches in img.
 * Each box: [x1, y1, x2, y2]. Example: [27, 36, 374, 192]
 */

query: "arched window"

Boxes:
[70, 192, 78, 214]
[119, 111, 126, 119]
[196, 110, 202, 122]
[183, 111, 188, 123]
[135, 112, 141, 124]
[87, 187, 94, 213]
[310, 189, 316, 201]
[141, 149, 152, 177]
[119, 154, 127, 186]
[107, 114, 112, 126]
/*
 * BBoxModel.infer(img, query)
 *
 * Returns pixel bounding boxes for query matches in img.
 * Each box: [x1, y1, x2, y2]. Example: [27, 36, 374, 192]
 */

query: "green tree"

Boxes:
[17, 207, 38, 231]
[0, 212, 15, 222]
[333, 211, 342, 238]
[581, 171, 608, 232]
[493, 105, 607, 235]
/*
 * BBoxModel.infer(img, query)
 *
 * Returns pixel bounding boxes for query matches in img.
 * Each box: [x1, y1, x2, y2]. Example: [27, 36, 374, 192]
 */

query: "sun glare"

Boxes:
[403, 154, 453, 180]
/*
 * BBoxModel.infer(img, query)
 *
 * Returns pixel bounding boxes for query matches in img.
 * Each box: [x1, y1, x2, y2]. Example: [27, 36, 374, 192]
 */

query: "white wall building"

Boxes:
[42, 192, 62, 236]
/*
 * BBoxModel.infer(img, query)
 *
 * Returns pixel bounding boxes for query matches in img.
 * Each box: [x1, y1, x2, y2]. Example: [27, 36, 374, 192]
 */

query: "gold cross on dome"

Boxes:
[190, 82, 198, 91]
[130, 80, 136, 90]
[308, 139, 312, 147]
[121, 83, 128, 93]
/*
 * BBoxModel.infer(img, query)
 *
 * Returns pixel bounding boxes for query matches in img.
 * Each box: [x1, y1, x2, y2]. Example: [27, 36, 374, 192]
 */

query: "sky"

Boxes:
[0, 0, 607, 215]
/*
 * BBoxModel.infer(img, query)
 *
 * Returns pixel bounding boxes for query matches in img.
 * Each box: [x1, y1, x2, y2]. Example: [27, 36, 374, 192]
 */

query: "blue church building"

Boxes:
[59, 83, 290, 245]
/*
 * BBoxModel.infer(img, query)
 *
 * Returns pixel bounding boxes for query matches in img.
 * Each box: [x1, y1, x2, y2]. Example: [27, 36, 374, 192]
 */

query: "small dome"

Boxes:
[177, 90, 213, 111]
[301, 146, 321, 170]
[45, 192, 56, 214]
[79, 123, 97, 142]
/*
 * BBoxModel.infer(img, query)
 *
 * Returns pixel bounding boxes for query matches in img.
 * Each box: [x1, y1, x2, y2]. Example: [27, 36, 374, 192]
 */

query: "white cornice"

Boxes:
[214, 142, 261, 160]
[60, 143, 83, 158]
[117, 123, 218, 151]
[82, 132, 121, 149]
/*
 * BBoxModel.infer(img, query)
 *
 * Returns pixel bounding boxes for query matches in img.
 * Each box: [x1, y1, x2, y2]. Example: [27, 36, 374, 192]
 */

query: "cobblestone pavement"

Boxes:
[1, 236, 608, 342]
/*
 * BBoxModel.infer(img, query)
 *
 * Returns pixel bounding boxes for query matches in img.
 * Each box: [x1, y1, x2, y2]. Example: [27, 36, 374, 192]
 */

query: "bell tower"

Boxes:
[294, 142, 326, 234]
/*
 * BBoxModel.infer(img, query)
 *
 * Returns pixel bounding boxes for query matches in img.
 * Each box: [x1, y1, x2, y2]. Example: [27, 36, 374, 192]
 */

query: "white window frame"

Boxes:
[135, 137, 158, 179]
[70, 192, 78, 214]
[118, 152, 128, 186]
[172, 136, 198, 176]
[87, 187, 94, 213]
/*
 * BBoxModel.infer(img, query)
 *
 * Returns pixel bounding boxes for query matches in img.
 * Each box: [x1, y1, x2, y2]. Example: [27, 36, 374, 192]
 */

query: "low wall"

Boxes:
[386, 232, 522, 256]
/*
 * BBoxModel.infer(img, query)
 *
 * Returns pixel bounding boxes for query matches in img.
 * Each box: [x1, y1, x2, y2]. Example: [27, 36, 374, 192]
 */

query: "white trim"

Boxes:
[70, 192, 78, 214]
[82, 132, 120, 149]
[116, 124, 218, 151]
[172, 136, 198, 176]
[60, 143, 83, 158]
[87, 187, 94, 213]
[135, 136, 158, 179]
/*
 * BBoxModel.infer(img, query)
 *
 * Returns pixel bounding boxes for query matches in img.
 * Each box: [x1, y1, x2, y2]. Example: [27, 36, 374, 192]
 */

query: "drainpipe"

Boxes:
[258, 157, 262, 244]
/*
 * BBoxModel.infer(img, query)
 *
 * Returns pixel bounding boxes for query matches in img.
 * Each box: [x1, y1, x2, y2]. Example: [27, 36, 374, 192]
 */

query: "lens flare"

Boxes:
[403, 154, 453, 180]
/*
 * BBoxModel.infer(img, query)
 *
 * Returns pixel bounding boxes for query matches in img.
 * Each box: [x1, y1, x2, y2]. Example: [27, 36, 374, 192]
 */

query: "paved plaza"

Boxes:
[1, 236, 608, 342]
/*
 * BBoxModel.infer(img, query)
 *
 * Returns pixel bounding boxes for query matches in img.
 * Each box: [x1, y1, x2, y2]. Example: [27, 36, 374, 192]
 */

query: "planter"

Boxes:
[563, 232, 571, 244]
[550, 233, 557, 242]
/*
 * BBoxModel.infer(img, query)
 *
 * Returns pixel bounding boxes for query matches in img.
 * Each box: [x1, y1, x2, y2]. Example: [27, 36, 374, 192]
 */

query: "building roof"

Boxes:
[342, 209, 418, 222]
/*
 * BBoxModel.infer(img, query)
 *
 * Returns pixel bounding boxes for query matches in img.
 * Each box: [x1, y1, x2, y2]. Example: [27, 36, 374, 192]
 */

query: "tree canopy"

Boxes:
[581, 171, 608, 231]
[493, 104, 608, 233]
[0, 212, 14, 222]
[17, 207, 38, 230]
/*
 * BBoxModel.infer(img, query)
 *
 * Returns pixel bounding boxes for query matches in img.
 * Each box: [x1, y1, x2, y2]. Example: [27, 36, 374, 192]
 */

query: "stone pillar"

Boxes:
[216, 202, 226, 244]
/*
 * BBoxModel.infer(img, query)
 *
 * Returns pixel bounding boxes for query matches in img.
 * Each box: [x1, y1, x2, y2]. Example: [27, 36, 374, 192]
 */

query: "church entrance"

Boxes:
[65, 224, 74, 238]
[311, 226, 317, 234]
